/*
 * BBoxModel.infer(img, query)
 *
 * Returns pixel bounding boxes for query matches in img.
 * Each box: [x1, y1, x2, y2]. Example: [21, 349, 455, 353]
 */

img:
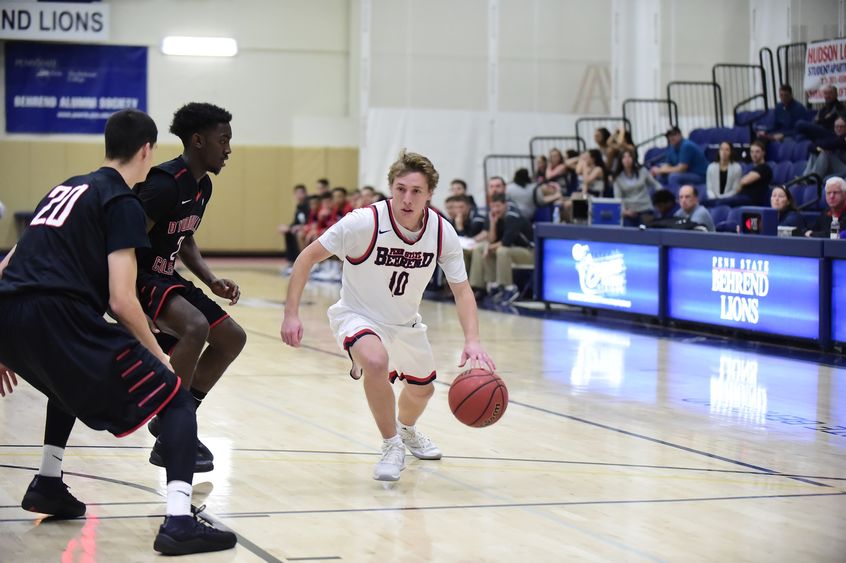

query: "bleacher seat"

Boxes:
[801, 211, 820, 228]
[778, 139, 796, 162]
[767, 141, 782, 161]
[740, 162, 754, 175]
[792, 160, 808, 178]
[731, 126, 751, 144]
[716, 207, 743, 232]
[694, 183, 708, 200]
[792, 140, 812, 162]
[709, 204, 730, 225]
[644, 147, 667, 166]
[773, 161, 795, 185]
[789, 184, 806, 205]
[689, 129, 709, 145]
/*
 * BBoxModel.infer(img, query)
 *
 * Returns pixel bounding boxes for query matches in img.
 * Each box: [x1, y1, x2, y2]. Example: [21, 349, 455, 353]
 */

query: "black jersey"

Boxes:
[133, 156, 213, 276]
[0, 167, 149, 314]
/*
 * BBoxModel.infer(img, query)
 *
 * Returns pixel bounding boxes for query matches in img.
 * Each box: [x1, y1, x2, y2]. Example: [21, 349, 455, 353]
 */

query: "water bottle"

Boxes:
[831, 216, 841, 240]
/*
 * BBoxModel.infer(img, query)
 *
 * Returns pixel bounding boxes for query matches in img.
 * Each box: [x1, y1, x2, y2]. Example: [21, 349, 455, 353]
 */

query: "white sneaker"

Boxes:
[373, 440, 406, 481]
[398, 425, 442, 460]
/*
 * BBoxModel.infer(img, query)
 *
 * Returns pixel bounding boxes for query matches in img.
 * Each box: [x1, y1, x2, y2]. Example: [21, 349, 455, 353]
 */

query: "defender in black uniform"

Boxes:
[134, 103, 246, 471]
[0, 110, 236, 556]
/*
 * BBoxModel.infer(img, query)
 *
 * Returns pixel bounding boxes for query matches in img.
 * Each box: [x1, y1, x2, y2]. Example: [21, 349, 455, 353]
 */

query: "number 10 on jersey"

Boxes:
[388, 270, 409, 296]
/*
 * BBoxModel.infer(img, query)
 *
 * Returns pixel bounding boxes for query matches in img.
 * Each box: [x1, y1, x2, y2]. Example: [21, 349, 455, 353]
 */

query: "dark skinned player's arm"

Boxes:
[177, 235, 216, 287]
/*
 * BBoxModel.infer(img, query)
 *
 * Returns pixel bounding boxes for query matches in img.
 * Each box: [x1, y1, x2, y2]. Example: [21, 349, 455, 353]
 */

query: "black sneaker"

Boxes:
[149, 438, 214, 473]
[20, 474, 86, 519]
[153, 512, 237, 555]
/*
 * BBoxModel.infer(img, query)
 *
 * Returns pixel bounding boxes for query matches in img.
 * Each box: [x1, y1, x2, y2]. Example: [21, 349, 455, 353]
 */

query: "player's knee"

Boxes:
[359, 351, 389, 379]
[182, 314, 210, 343]
[217, 321, 247, 358]
[407, 382, 434, 399]
[495, 245, 509, 258]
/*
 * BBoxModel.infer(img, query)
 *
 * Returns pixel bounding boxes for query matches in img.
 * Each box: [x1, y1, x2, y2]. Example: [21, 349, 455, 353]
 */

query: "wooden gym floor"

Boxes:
[0, 259, 844, 562]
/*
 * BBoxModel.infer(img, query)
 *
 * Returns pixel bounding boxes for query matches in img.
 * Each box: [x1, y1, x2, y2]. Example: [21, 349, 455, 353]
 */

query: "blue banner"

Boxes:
[668, 248, 819, 339]
[541, 239, 660, 315]
[5, 41, 146, 134]
[833, 260, 846, 343]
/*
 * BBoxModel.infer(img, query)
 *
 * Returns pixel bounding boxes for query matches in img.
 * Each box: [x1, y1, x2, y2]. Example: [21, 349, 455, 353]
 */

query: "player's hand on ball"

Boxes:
[281, 315, 303, 347]
[211, 278, 240, 305]
[0, 363, 18, 397]
[459, 341, 496, 373]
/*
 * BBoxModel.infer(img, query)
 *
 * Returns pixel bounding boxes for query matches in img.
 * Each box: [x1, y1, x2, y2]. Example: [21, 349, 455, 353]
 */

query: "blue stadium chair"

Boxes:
[709, 204, 730, 225]
[778, 138, 796, 162]
[716, 208, 743, 232]
[740, 162, 754, 175]
[789, 184, 806, 206]
[704, 146, 719, 162]
[792, 160, 808, 178]
[689, 129, 709, 145]
[792, 140, 812, 162]
[694, 183, 708, 201]
[731, 126, 751, 144]
[774, 161, 795, 185]
[804, 184, 821, 208]
[767, 141, 782, 162]
[644, 147, 667, 167]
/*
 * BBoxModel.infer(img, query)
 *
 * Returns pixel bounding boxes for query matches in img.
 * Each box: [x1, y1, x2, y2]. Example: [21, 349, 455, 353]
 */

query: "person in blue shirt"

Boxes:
[650, 127, 709, 186]
[758, 84, 809, 141]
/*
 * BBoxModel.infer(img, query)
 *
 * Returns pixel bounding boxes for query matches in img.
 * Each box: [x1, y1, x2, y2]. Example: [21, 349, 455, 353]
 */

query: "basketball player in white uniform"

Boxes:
[281, 150, 496, 481]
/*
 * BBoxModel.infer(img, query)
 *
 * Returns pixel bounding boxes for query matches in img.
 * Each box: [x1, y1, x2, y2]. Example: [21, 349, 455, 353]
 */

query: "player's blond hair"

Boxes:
[387, 149, 439, 192]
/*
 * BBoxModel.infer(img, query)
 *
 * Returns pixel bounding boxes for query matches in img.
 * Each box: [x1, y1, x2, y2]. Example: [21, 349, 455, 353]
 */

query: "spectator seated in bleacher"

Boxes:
[650, 126, 709, 187]
[445, 194, 486, 273]
[358, 185, 377, 207]
[506, 168, 539, 221]
[594, 127, 612, 160]
[330, 187, 353, 219]
[769, 185, 805, 231]
[277, 183, 310, 264]
[469, 193, 534, 305]
[533, 154, 547, 184]
[796, 84, 846, 142]
[613, 147, 660, 227]
[543, 148, 571, 190]
[652, 188, 679, 220]
[805, 176, 845, 238]
[606, 128, 636, 177]
[757, 84, 809, 142]
[578, 149, 610, 197]
[805, 117, 846, 179]
[704, 140, 772, 208]
[674, 185, 715, 232]
[706, 141, 743, 200]
[449, 178, 477, 212]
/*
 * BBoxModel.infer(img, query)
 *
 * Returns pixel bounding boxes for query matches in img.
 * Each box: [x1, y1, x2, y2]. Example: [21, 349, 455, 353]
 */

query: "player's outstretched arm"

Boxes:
[178, 236, 241, 305]
[108, 248, 173, 370]
[448, 279, 496, 372]
[281, 240, 332, 347]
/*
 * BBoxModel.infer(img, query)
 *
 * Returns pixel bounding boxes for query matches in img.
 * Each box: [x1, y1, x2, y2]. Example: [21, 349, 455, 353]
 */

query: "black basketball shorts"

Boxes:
[0, 294, 181, 437]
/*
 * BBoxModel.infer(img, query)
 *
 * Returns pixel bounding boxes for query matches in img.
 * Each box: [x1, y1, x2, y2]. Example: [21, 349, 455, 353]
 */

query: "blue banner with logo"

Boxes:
[833, 259, 846, 343]
[541, 239, 660, 316]
[5, 41, 146, 134]
[668, 247, 820, 339]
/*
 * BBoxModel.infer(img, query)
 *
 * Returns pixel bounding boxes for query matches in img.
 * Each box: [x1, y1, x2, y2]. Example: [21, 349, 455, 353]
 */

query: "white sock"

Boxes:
[397, 420, 414, 433]
[166, 480, 193, 516]
[39, 445, 64, 478]
[384, 435, 402, 447]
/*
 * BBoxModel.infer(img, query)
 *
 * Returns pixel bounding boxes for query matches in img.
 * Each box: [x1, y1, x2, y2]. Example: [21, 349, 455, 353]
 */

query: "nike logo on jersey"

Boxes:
[181, 199, 193, 205]
[378, 229, 391, 234]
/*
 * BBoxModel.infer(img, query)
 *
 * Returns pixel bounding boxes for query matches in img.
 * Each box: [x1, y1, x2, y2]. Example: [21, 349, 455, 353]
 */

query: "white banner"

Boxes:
[804, 37, 846, 104]
[0, 2, 109, 42]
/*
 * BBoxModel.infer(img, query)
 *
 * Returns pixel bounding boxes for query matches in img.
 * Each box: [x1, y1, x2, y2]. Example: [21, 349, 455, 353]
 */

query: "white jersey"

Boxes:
[318, 199, 467, 326]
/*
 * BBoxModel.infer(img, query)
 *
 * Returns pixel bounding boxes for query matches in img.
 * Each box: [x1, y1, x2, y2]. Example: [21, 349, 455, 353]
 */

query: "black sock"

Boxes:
[44, 399, 76, 448]
[157, 389, 197, 484]
[190, 388, 207, 410]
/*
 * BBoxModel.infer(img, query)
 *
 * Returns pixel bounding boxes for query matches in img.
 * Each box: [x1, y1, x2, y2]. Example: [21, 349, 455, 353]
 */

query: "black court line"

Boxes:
[245, 326, 838, 488]
[12, 443, 846, 481]
[502, 399, 833, 488]
[0, 463, 283, 563]
[2, 490, 840, 524]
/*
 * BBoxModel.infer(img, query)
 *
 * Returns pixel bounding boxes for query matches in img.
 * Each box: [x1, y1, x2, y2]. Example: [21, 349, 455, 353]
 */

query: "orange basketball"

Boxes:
[448, 368, 508, 427]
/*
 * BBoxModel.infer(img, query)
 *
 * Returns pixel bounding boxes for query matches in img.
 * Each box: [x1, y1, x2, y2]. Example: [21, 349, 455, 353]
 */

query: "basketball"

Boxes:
[448, 368, 508, 427]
